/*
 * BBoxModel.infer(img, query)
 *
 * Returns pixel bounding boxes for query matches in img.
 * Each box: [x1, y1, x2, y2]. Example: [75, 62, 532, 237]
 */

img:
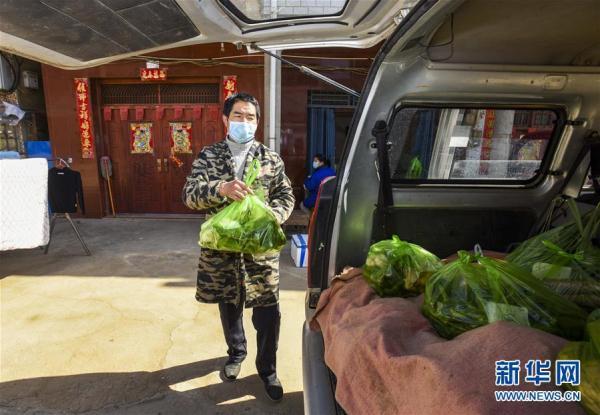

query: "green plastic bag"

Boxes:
[507, 201, 600, 310]
[422, 251, 587, 340]
[406, 156, 423, 179]
[557, 310, 600, 415]
[363, 236, 442, 297]
[199, 159, 286, 255]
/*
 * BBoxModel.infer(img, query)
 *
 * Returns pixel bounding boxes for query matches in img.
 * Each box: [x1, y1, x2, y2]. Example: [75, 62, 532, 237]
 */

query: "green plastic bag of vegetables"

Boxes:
[557, 309, 600, 415]
[199, 159, 286, 255]
[363, 235, 442, 297]
[422, 251, 587, 340]
[507, 201, 600, 310]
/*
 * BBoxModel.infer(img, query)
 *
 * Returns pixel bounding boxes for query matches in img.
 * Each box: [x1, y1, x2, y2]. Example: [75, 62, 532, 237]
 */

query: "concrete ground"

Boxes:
[0, 218, 307, 415]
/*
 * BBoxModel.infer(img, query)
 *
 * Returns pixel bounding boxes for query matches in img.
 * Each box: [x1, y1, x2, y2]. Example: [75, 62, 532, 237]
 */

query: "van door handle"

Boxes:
[156, 158, 162, 173]
[163, 158, 168, 173]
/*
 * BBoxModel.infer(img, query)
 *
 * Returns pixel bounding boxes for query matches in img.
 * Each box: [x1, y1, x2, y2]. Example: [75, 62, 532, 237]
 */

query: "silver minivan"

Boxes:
[302, 0, 599, 413]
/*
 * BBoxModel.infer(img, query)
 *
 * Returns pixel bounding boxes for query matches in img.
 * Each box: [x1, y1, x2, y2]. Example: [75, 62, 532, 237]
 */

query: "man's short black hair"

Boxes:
[223, 92, 260, 118]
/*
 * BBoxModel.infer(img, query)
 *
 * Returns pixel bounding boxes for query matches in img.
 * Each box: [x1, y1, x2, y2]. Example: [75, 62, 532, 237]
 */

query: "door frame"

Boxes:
[101, 104, 223, 214]
[96, 78, 223, 215]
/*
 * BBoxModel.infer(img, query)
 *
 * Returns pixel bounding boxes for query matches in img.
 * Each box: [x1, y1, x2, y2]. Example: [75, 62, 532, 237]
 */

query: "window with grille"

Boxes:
[160, 84, 220, 104]
[101, 83, 219, 105]
[308, 90, 358, 108]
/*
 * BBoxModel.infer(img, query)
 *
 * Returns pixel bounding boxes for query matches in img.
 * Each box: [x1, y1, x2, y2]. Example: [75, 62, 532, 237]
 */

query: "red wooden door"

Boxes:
[163, 104, 223, 213]
[106, 108, 165, 213]
[105, 104, 223, 214]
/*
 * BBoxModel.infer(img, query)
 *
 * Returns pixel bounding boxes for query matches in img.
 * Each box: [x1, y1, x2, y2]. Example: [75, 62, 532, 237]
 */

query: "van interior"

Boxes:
[303, 1, 599, 413]
[325, 0, 599, 277]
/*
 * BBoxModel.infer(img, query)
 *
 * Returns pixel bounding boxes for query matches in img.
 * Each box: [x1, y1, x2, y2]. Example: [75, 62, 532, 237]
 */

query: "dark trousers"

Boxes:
[218, 299, 281, 382]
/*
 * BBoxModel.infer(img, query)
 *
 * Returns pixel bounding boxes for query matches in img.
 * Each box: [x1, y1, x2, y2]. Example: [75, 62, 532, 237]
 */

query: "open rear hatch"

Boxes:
[0, 0, 419, 69]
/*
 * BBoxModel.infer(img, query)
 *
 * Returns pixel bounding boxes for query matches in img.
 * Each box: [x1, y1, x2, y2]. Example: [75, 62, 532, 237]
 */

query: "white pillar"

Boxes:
[490, 110, 515, 178]
[263, 50, 281, 153]
[270, 0, 278, 18]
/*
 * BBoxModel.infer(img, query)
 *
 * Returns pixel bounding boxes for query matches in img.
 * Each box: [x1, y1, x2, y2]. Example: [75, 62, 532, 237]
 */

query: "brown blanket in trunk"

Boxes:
[310, 268, 584, 415]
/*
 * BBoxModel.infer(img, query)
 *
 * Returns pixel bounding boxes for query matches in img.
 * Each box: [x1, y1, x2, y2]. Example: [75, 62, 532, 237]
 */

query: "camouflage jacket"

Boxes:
[182, 139, 295, 308]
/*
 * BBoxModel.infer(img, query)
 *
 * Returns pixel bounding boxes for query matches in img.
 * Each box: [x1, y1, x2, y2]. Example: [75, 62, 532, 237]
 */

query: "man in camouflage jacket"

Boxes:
[182, 93, 294, 402]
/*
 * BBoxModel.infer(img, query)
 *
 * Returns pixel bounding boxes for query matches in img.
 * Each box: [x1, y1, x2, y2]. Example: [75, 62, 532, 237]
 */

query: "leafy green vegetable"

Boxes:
[363, 236, 442, 297]
[406, 156, 423, 179]
[199, 159, 286, 255]
[507, 201, 600, 310]
[422, 251, 587, 340]
[557, 310, 600, 415]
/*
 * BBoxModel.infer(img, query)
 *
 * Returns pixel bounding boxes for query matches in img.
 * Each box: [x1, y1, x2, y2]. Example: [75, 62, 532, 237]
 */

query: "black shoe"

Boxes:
[222, 362, 241, 381]
[263, 377, 283, 402]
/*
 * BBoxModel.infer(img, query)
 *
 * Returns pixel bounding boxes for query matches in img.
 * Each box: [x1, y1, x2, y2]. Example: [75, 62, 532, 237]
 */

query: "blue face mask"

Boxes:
[312, 161, 321, 169]
[228, 121, 257, 144]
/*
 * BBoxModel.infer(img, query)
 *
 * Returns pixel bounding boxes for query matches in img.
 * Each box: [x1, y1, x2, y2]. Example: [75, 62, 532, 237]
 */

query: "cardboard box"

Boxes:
[291, 234, 308, 268]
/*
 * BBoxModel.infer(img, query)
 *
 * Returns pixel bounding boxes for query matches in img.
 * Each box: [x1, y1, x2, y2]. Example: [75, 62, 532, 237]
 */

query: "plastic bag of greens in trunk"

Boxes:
[557, 309, 600, 415]
[422, 251, 587, 340]
[363, 236, 442, 297]
[507, 200, 600, 309]
[199, 159, 286, 255]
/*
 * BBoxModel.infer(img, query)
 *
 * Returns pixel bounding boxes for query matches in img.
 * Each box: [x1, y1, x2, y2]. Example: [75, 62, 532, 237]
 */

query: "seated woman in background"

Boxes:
[301, 154, 336, 212]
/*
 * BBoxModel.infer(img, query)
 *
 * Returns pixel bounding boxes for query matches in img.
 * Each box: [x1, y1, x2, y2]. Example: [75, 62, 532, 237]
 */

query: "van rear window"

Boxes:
[221, 0, 348, 22]
[388, 108, 559, 183]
